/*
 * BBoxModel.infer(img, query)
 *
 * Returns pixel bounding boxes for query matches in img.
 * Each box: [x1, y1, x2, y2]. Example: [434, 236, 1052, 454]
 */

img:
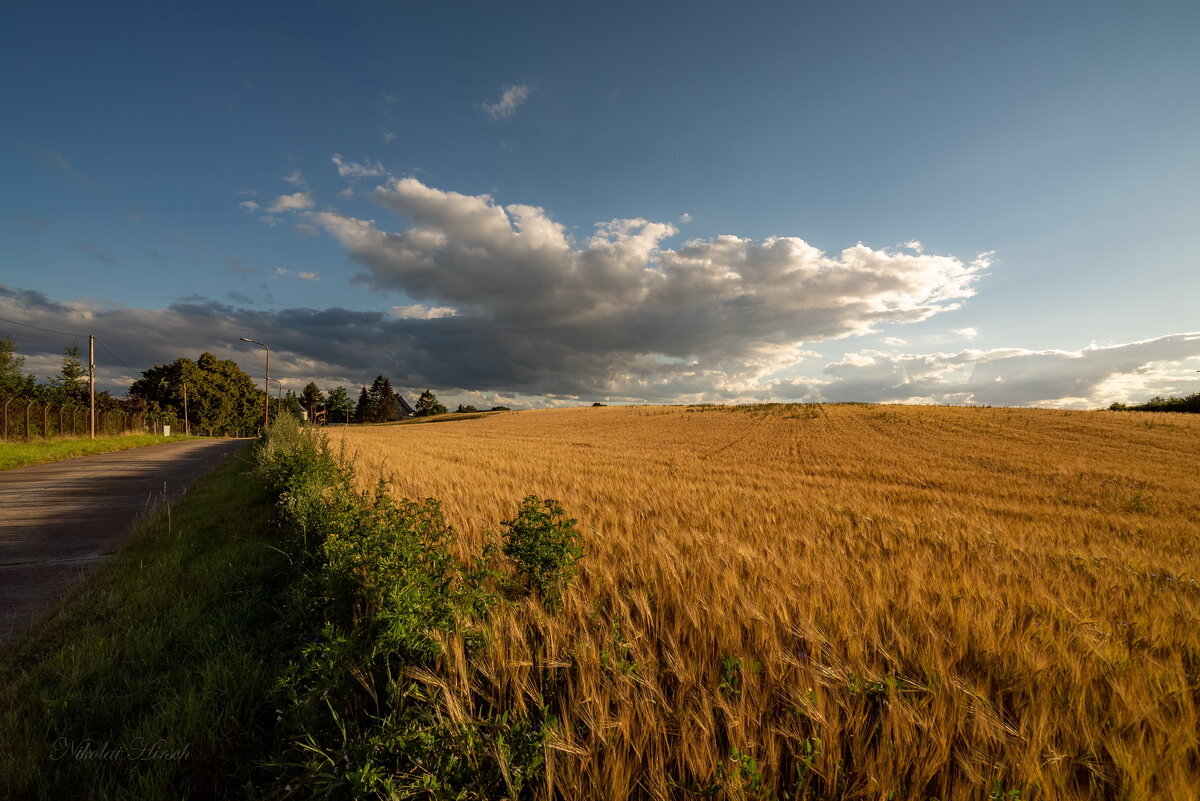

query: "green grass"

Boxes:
[0, 434, 197, 471]
[0, 441, 296, 800]
[252, 415, 568, 798]
[0, 417, 571, 799]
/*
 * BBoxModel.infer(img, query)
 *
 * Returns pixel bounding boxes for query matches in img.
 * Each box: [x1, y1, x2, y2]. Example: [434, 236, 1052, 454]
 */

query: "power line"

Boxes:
[0, 314, 86, 339]
[96, 339, 137, 373]
[0, 314, 138, 374]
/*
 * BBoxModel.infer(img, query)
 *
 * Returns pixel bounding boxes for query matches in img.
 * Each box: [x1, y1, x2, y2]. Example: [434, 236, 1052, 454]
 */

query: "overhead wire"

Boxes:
[96, 339, 136, 373]
[0, 314, 138, 374]
[0, 313, 86, 339]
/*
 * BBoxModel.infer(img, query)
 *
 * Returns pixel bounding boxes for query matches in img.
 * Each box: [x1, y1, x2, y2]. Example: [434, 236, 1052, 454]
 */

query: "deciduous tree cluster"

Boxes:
[129, 352, 262, 433]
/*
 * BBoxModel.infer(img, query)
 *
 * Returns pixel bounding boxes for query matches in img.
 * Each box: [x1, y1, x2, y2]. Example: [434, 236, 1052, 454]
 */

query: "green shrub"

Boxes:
[254, 415, 577, 797]
[501, 496, 584, 610]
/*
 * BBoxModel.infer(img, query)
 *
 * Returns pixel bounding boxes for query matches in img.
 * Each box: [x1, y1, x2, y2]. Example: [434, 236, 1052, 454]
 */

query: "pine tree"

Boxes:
[415, 389, 447, 417]
[301, 381, 324, 421]
[355, 386, 371, 423]
[60, 344, 86, 398]
[378, 377, 398, 421]
[46, 344, 86, 403]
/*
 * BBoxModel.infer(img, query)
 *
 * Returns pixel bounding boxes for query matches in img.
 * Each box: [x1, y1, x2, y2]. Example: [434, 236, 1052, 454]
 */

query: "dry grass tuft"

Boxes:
[333, 404, 1200, 800]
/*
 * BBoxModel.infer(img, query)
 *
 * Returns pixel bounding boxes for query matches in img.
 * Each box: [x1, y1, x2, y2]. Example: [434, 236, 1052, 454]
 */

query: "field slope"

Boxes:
[333, 404, 1200, 800]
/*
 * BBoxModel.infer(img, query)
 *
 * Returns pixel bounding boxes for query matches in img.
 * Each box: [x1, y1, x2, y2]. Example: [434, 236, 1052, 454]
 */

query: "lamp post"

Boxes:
[268, 378, 283, 398]
[239, 337, 270, 430]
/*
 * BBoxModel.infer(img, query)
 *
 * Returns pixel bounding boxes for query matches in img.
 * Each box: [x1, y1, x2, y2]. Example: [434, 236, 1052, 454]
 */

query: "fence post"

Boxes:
[2, 396, 9, 441]
[25, 400, 33, 442]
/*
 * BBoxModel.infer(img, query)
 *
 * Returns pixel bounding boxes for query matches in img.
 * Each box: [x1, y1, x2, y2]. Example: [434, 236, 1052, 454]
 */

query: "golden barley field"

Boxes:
[331, 404, 1200, 800]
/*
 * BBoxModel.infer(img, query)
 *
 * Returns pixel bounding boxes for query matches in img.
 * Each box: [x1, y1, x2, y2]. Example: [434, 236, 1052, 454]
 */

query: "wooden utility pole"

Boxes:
[88, 335, 95, 440]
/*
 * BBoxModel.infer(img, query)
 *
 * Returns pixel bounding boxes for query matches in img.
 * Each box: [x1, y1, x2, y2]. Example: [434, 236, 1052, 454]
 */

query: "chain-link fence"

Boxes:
[0, 397, 148, 441]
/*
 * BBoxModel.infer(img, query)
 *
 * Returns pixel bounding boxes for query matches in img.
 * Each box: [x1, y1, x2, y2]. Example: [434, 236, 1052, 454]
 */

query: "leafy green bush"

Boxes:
[501, 495, 584, 610]
[254, 415, 581, 797]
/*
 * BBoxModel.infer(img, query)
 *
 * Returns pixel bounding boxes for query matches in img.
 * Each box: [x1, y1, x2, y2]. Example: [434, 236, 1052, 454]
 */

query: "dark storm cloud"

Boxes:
[4, 284, 1197, 406]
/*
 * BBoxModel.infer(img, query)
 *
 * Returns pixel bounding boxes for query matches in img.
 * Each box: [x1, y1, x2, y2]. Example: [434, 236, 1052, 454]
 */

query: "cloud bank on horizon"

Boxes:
[3, 169, 1199, 408]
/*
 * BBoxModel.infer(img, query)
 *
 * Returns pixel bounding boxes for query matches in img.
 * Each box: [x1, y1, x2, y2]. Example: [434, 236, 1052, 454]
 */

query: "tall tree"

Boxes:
[282, 389, 304, 419]
[415, 389, 447, 417]
[360, 376, 399, 422]
[300, 382, 324, 421]
[326, 385, 352, 423]
[355, 386, 371, 423]
[375, 376, 398, 422]
[0, 336, 37, 398]
[47, 344, 86, 403]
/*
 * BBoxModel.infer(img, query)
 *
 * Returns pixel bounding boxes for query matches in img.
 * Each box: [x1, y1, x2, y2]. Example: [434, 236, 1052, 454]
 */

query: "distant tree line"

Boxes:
[1109, 393, 1200, 414]
[3, 335, 514, 433]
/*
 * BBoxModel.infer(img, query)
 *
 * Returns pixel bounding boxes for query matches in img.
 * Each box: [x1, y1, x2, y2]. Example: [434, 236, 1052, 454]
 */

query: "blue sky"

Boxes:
[3, 0, 1198, 408]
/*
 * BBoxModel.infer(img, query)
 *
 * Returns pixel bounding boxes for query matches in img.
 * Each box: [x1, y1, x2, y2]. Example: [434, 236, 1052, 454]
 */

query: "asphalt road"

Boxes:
[0, 438, 250, 647]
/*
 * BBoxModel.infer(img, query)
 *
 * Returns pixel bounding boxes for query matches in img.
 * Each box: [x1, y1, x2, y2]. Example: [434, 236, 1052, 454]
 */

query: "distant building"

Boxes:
[395, 392, 416, 419]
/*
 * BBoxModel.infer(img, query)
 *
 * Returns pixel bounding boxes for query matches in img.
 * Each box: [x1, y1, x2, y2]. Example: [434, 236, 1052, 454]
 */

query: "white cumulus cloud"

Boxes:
[392, 304, 458, 320]
[267, 192, 315, 213]
[332, 154, 386, 179]
[483, 84, 531, 119]
[302, 176, 990, 398]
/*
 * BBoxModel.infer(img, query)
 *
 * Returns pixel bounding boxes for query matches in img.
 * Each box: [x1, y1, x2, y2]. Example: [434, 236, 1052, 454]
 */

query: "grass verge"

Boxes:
[0, 434, 196, 471]
[0, 441, 294, 800]
[1, 417, 581, 800]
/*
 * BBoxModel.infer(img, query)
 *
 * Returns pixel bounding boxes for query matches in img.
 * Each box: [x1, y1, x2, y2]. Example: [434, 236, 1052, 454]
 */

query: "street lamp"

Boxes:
[268, 378, 283, 398]
[239, 337, 270, 430]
